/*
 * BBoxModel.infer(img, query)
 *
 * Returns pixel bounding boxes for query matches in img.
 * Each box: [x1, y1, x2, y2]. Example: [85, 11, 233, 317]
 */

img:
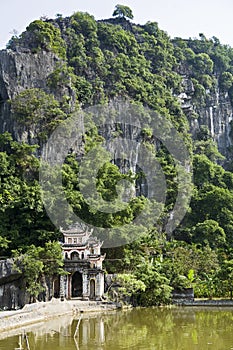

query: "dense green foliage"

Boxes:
[11, 88, 67, 141]
[13, 242, 65, 301]
[8, 20, 66, 58]
[0, 133, 60, 254]
[112, 4, 134, 20]
[2, 6, 233, 303]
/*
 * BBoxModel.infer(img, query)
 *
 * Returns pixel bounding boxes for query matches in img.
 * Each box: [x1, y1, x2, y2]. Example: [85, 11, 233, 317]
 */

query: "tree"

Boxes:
[113, 273, 146, 303]
[25, 20, 66, 58]
[135, 259, 172, 306]
[112, 4, 134, 20]
[217, 259, 233, 299]
[0, 236, 10, 255]
[219, 71, 233, 91]
[13, 245, 44, 302]
[192, 220, 226, 248]
[11, 88, 66, 141]
[13, 242, 65, 302]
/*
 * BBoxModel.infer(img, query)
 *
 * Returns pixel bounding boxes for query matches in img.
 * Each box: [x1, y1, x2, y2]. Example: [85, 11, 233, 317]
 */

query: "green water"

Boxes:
[1, 307, 233, 349]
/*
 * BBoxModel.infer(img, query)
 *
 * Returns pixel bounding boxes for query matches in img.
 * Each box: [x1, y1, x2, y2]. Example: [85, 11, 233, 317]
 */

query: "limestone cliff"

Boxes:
[0, 259, 25, 309]
[0, 56, 232, 163]
[0, 49, 75, 145]
[0, 14, 232, 161]
[179, 77, 233, 160]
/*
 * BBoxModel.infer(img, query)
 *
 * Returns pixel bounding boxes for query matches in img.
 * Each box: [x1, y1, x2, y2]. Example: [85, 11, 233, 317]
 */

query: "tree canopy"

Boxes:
[112, 4, 134, 20]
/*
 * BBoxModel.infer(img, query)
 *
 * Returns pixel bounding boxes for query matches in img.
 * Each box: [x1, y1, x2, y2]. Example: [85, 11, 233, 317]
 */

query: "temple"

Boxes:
[60, 223, 105, 300]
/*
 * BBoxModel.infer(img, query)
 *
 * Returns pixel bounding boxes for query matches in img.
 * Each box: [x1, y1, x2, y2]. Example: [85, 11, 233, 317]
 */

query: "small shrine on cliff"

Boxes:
[60, 224, 105, 300]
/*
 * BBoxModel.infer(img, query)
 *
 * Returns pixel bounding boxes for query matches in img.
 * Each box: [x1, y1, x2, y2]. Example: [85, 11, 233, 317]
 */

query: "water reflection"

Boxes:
[1, 308, 233, 350]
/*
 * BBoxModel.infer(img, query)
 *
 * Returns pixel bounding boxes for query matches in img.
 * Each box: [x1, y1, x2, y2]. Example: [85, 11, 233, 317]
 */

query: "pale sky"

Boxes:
[1, 0, 233, 49]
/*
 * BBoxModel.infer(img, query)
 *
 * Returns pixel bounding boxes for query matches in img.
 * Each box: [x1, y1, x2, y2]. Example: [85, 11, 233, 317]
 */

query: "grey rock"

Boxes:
[0, 49, 75, 145]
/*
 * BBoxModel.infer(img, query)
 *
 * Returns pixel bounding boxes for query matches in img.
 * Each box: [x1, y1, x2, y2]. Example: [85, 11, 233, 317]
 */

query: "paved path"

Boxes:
[0, 298, 118, 332]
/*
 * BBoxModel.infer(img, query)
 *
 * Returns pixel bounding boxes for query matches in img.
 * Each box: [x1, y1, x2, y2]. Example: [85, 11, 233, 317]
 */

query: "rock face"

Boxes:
[0, 50, 58, 131]
[0, 47, 232, 159]
[0, 259, 26, 310]
[0, 49, 76, 145]
[179, 78, 233, 159]
[195, 92, 232, 158]
[0, 259, 58, 310]
[0, 50, 59, 100]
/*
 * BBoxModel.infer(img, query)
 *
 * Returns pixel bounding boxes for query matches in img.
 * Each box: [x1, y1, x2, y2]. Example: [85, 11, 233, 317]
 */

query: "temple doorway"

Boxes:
[90, 279, 96, 300]
[72, 271, 83, 297]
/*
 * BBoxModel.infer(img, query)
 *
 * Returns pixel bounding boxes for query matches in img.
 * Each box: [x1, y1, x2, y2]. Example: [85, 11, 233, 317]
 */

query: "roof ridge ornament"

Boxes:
[60, 222, 94, 235]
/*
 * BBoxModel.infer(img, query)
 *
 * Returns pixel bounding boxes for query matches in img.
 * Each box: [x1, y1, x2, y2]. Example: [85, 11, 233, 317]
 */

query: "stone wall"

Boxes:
[172, 288, 194, 304]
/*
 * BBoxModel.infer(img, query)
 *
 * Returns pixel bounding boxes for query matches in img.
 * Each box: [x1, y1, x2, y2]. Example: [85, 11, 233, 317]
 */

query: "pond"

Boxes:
[1, 307, 233, 349]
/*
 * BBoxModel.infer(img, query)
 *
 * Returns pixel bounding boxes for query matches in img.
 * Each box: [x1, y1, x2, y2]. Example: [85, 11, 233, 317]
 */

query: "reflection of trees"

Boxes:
[77, 309, 177, 349]
[2, 308, 233, 349]
[77, 308, 233, 350]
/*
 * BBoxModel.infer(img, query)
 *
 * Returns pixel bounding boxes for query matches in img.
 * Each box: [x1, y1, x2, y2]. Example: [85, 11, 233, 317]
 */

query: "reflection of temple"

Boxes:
[77, 316, 105, 348]
[60, 224, 105, 300]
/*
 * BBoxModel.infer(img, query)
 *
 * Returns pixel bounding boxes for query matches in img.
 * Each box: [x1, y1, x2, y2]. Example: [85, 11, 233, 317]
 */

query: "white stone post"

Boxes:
[60, 275, 65, 301]
[82, 273, 89, 300]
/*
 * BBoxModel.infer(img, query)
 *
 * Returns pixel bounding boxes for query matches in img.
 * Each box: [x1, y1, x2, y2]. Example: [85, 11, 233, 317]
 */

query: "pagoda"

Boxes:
[60, 223, 105, 300]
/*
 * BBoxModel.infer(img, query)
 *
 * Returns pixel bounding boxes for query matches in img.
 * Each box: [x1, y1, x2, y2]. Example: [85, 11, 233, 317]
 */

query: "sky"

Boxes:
[1, 0, 233, 49]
